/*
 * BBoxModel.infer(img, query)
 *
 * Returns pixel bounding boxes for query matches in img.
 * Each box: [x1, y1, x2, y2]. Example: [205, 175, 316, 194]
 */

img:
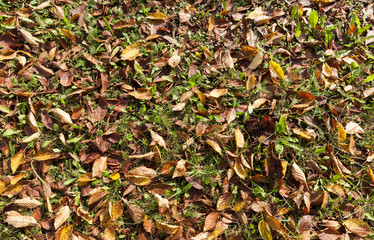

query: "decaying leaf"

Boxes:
[343, 219, 371, 237]
[77, 206, 93, 224]
[128, 89, 152, 100]
[146, 12, 168, 20]
[49, 108, 74, 125]
[122, 198, 145, 223]
[121, 43, 141, 61]
[206, 139, 222, 155]
[104, 226, 116, 240]
[209, 89, 228, 98]
[13, 197, 42, 209]
[150, 131, 167, 149]
[92, 156, 107, 178]
[11, 149, 26, 174]
[292, 162, 307, 185]
[58, 225, 73, 240]
[172, 160, 186, 178]
[88, 189, 107, 205]
[33, 149, 60, 161]
[19, 28, 43, 46]
[216, 192, 232, 211]
[111, 200, 124, 221]
[258, 219, 273, 240]
[128, 166, 157, 186]
[264, 210, 287, 237]
[54, 206, 70, 229]
[5, 211, 37, 228]
[235, 128, 245, 148]
[203, 212, 219, 232]
[156, 221, 181, 235]
[345, 121, 364, 134]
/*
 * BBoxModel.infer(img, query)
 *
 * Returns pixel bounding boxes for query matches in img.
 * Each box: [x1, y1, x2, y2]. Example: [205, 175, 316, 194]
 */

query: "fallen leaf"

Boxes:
[168, 54, 181, 68]
[128, 89, 152, 100]
[88, 189, 107, 205]
[60, 29, 76, 44]
[208, 221, 222, 239]
[292, 162, 307, 185]
[50, 108, 74, 125]
[172, 160, 186, 178]
[345, 121, 364, 134]
[269, 60, 285, 81]
[104, 226, 116, 240]
[292, 127, 312, 140]
[111, 200, 123, 221]
[208, 89, 228, 98]
[146, 12, 168, 20]
[258, 219, 273, 240]
[11, 149, 26, 174]
[77, 206, 93, 224]
[92, 156, 107, 178]
[343, 219, 371, 237]
[13, 197, 42, 209]
[172, 102, 186, 111]
[264, 211, 287, 237]
[5, 211, 37, 228]
[156, 221, 181, 234]
[206, 139, 222, 155]
[337, 122, 346, 142]
[150, 131, 167, 149]
[19, 28, 43, 46]
[203, 212, 219, 232]
[122, 198, 145, 223]
[235, 128, 245, 148]
[59, 224, 73, 240]
[121, 43, 141, 61]
[33, 149, 60, 161]
[54, 206, 70, 229]
[252, 98, 268, 109]
[216, 192, 232, 211]
[234, 157, 246, 179]
[226, 108, 236, 125]
[249, 51, 263, 70]
[0, 50, 17, 61]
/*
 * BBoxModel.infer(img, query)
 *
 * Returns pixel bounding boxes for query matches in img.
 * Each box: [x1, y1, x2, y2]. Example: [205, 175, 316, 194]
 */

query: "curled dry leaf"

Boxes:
[22, 132, 41, 143]
[54, 206, 70, 230]
[216, 192, 232, 211]
[264, 211, 287, 237]
[258, 219, 273, 240]
[88, 189, 107, 205]
[128, 166, 157, 186]
[154, 193, 169, 212]
[234, 157, 246, 180]
[156, 221, 181, 235]
[172, 160, 186, 178]
[206, 139, 222, 155]
[50, 108, 73, 125]
[235, 128, 245, 148]
[345, 121, 364, 134]
[5, 211, 37, 228]
[292, 162, 307, 185]
[150, 131, 167, 149]
[28, 112, 39, 132]
[13, 197, 42, 209]
[77, 206, 93, 224]
[11, 149, 26, 174]
[343, 219, 371, 237]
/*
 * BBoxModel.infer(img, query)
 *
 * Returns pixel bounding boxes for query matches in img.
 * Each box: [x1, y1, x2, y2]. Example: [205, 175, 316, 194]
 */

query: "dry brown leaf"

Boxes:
[196, 122, 207, 137]
[206, 139, 222, 155]
[128, 166, 157, 186]
[345, 121, 364, 134]
[77, 173, 96, 186]
[216, 192, 232, 211]
[10, 172, 27, 185]
[150, 131, 167, 149]
[121, 43, 141, 61]
[154, 193, 169, 212]
[343, 219, 371, 237]
[222, 52, 234, 69]
[172, 160, 186, 178]
[226, 108, 236, 125]
[54, 206, 70, 229]
[122, 198, 145, 223]
[11, 149, 26, 174]
[246, 74, 256, 91]
[104, 226, 116, 240]
[22, 132, 41, 143]
[209, 89, 228, 98]
[264, 211, 287, 237]
[60, 29, 76, 44]
[13, 197, 42, 209]
[88, 189, 107, 205]
[235, 128, 245, 148]
[19, 28, 43, 46]
[208, 221, 222, 239]
[249, 51, 263, 70]
[5, 211, 37, 228]
[203, 212, 219, 232]
[128, 175, 152, 186]
[128, 89, 152, 100]
[156, 221, 181, 235]
[92, 156, 107, 178]
[33, 149, 60, 161]
[168, 54, 181, 68]
[234, 157, 246, 180]
[77, 206, 93, 224]
[0, 50, 17, 61]
[258, 219, 273, 240]
[368, 167, 374, 183]
[252, 98, 268, 109]
[172, 102, 186, 111]
[292, 127, 312, 140]
[111, 200, 124, 221]
[269, 60, 285, 81]
[292, 162, 307, 185]
[50, 108, 73, 125]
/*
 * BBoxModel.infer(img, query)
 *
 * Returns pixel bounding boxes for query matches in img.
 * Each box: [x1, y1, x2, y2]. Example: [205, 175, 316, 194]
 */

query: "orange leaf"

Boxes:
[156, 221, 181, 235]
[88, 189, 107, 205]
[203, 212, 219, 231]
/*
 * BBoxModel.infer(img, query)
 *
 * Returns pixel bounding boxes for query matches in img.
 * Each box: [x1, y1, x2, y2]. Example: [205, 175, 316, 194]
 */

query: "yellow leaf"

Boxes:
[234, 157, 246, 180]
[292, 127, 312, 140]
[232, 201, 246, 212]
[196, 89, 206, 105]
[1, 183, 24, 196]
[269, 60, 285, 81]
[59, 225, 73, 240]
[259, 219, 273, 240]
[235, 128, 245, 148]
[77, 173, 96, 186]
[312, 0, 333, 4]
[337, 122, 346, 142]
[32, 149, 60, 161]
[11, 149, 26, 174]
[147, 12, 168, 20]
[111, 201, 124, 221]
[0, 50, 17, 61]
[109, 173, 120, 181]
[11, 172, 28, 185]
[216, 192, 232, 211]
[246, 74, 256, 91]
[202, 46, 213, 57]
[128, 175, 152, 186]
[368, 167, 374, 183]
[206, 139, 222, 155]
[60, 29, 76, 44]
[121, 43, 142, 61]
[156, 221, 181, 234]
[343, 219, 371, 237]
[104, 226, 116, 240]
[208, 221, 222, 240]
